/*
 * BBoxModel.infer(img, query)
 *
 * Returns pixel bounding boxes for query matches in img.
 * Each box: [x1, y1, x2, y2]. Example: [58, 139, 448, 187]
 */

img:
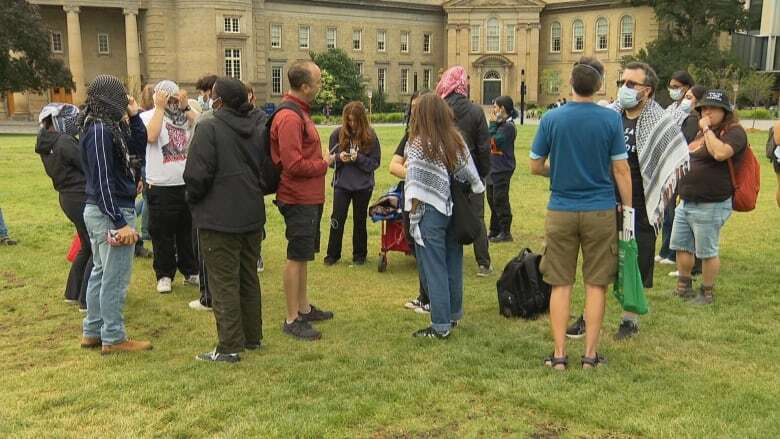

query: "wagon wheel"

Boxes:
[377, 253, 388, 273]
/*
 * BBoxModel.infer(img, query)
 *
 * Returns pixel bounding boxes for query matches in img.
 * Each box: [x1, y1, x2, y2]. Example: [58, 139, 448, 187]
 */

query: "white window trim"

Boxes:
[471, 25, 481, 53]
[572, 20, 584, 53]
[400, 31, 410, 53]
[505, 25, 516, 53]
[377, 30, 387, 53]
[299, 25, 310, 50]
[97, 33, 110, 55]
[423, 33, 432, 54]
[550, 22, 561, 54]
[620, 16, 635, 50]
[224, 48, 241, 80]
[271, 65, 284, 96]
[270, 24, 282, 49]
[401, 67, 410, 94]
[486, 18, 500, 53]
[423, 69, 431, 89]
[377, 67, 387, 93]
[353, 29, 362, 51]
[224, 17, 240, 34]
[326, 27, 337, 49]
[50, 31, 63, 53]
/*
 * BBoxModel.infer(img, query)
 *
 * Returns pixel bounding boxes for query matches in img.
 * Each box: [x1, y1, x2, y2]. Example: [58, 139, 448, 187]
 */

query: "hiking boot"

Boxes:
[282, 319, 321, 341]
[691, 286, 714, 305]
[412, 326, 450, 339]
[489, 232, 514, 243]
[0, 236, 18, 245]
[156, 277, 172, 294]
[476, 265, 494, 277]
[566, 315, 586, 339]
[101, 339, 153, 355]
[188, 299, 212, 311]
[414, 303, 431, 314]
[614, 319, 639, 341]
[80, 336, 101, 349]
[299, 304, 334, 322]
[195, 350, 240, 363]
[323, 256, 339, 266]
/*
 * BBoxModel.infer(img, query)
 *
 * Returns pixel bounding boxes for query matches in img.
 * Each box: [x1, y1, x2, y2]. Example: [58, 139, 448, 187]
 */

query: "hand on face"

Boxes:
[178, 89, 189, 110]
[153, 90, 169, 109]
[127, 96, 140, 117]
[699, 116, 711, 131]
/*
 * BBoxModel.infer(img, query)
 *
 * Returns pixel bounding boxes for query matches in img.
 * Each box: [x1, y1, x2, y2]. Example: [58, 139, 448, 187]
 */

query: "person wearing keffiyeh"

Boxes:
[35, 103, 91, 310]
[140, 80, 200, 294]
[78, 74, 152, 354]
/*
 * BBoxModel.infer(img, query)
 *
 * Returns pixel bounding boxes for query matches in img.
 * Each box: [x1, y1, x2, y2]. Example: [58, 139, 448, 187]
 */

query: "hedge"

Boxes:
[310, 113, 405, 125]
[736, 108, 778, 120]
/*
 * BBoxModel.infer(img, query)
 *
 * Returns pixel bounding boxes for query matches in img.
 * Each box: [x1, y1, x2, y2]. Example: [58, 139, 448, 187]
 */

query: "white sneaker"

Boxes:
[188, 299, 212, 311]
[404, 299, 422, 310]
[659, 258, 675, 265]
[414, 303, 431, 314]
[157, 277, 172, 293]
[654, 255, 663, 262]
[185, 275, 200, 287]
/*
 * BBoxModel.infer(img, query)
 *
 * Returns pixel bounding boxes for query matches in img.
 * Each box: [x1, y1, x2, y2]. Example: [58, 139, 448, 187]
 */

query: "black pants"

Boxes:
[59, 193, 91, 307]
[470, 188, 491, 267]
[195, 228, 211, 307]
[487, 172, 513, 236]
[635, 208, 658, 289]
[147, 185, 198, 280]
[326, 188, 372, 261]
[402, 211, 429, 305]
[200, 229, 263, 354]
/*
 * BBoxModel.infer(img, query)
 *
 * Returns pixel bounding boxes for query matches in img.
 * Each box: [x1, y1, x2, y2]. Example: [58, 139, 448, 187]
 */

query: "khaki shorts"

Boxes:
[539, 209, 618, 286]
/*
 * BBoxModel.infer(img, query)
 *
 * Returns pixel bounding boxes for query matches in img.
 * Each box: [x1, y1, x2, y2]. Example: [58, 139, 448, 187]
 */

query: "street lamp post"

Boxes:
[520, 69, 526, 126]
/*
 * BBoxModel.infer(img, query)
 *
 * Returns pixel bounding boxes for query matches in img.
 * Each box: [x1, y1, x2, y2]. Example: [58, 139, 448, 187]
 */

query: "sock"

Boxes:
[286, 318, 297, 325]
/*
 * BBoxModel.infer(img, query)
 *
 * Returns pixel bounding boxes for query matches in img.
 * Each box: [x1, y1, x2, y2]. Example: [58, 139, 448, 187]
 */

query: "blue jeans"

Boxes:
[0, 207, 8, 237]
[82, 204, 136, 345]
[414, 204, 464, 334]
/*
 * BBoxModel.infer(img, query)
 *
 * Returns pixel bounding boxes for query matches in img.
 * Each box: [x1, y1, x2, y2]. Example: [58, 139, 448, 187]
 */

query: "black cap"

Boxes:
[695, 89, 732, 113]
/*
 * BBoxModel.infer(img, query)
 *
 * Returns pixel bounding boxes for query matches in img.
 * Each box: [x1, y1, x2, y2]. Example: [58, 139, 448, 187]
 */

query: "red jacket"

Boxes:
[270, 94, 328, 205]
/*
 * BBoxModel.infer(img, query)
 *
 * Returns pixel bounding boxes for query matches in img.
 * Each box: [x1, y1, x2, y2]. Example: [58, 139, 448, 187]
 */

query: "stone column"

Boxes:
[64, 6, 85, 104]
[124, 8, 141, 97]
[527, 24, 540, 104]
[447, 25, 458, 67]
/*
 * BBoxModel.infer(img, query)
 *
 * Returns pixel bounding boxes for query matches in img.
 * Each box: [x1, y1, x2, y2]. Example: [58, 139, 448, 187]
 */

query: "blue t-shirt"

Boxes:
[530, 102, 627, 212]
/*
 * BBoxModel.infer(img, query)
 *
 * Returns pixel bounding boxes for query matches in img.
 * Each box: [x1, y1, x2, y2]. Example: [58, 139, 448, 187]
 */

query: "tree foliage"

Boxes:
[315, 69, 338, 110]
[0, 0, 74, 94]
[310, 49, 365, 113]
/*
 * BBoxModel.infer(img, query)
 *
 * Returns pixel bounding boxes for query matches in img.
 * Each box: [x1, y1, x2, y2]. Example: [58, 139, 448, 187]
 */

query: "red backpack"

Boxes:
[727, 145, 761, 212]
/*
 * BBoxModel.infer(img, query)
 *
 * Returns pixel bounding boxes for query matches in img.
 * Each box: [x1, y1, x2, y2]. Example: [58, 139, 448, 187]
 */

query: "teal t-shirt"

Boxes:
[530, 102, 627, 211]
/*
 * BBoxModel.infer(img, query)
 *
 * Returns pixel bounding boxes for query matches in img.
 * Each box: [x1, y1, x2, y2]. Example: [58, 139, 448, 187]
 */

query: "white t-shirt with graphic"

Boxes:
[140, 109, 192, 186]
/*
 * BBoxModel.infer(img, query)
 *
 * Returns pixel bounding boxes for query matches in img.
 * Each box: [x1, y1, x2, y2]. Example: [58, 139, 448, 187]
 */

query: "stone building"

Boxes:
[2, 0, 658, 119]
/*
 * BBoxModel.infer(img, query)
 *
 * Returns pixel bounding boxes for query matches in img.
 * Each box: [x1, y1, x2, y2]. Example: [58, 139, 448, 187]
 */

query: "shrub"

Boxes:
[737, 108, 774, 120]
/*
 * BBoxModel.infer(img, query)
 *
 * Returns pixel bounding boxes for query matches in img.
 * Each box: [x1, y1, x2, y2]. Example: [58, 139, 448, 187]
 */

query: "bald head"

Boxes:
[288, 61, 321, 103]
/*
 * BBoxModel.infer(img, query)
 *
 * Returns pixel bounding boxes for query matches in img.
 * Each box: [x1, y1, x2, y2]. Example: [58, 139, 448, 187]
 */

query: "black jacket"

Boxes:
[445, 93, 491, 178]
[184, 108, 267, 234]
[35, 128, 86, 196]
[328, 127, 381, 192]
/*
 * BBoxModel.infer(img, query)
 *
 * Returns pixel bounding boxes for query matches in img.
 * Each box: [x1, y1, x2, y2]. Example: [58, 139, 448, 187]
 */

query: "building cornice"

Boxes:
[268, 0, 443, 15]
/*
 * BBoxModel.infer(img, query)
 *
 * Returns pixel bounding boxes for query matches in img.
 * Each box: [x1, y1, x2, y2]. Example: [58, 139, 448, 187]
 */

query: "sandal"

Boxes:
[544, 354, 568, 370]
[581, 353, 607, 369]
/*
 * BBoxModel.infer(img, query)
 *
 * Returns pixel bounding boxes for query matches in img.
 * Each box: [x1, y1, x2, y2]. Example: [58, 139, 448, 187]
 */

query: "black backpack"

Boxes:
[496, 248, 551, 319]
[259, 101, 306, 195]
[767, 127, 777, 162]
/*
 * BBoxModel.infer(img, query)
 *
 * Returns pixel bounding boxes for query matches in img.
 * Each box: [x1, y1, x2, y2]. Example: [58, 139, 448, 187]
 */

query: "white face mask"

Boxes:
[618, 85, 641, 109]
[678, 98, 693, 113]
[669, 88, 685, 102]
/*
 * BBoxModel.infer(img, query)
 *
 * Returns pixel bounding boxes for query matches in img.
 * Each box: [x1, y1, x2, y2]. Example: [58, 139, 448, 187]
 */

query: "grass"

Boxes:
[0, 126, 778, 438]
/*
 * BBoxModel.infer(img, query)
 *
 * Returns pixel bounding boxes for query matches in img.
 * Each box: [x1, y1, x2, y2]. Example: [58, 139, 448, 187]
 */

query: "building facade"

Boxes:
[3, 0, 658, 119]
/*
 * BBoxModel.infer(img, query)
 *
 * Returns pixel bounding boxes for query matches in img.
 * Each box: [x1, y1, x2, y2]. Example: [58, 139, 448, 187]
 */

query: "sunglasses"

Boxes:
[616, 79, 649, 89]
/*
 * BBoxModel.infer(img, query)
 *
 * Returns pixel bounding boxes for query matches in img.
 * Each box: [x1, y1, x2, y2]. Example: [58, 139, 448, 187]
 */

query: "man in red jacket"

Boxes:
[271, 61, 335, 341]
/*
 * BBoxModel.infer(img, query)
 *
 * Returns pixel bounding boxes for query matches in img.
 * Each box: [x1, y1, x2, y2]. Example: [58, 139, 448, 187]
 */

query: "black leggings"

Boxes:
[59, 193, 91, 307]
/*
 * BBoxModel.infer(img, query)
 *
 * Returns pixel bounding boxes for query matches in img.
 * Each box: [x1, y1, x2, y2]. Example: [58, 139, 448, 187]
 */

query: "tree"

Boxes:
[738, 70, 775, 127]
[315, 69, 338, 114]
[310, 48, 365, 113]
[624, 0, 749, 94]
[0, 0, 73, 95]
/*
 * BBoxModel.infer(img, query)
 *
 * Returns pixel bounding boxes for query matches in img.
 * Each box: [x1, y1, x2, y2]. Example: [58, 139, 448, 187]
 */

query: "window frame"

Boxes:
[224, 48, 241, 80]
[50, 31, 63, 53]
[470, 25, 481, 53]
[377, 29, 387, 52]
[224, 16, 240, 34]
[270, 24, 282, 49]
[271, 65, 283, 96]
[298, 25, 310, 50]
[486, 18, 500, 53]
[352, 29, 363, 51]
[505, 24, 516, 53]
[377, 67, 387, 93]
[572, 20, 585, 53]
[595, 17, 609, 51]
[400, 31, 410, 53]
[97, 33, 110, 55]
[401, 67, 410, 95]
[326, 27, 337, 49]
[423, 68, 431, 89]
[620, 16, 635, 50]
[423, 33, 432, 54]
[550, 22, 561, 53]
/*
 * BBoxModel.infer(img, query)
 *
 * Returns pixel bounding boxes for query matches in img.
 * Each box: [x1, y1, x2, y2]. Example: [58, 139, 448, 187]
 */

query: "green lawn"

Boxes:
[0, 126, 778, 438]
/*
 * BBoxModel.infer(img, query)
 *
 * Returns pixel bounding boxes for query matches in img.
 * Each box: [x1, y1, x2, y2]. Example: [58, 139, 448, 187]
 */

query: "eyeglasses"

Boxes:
[616, 79, 648, 89]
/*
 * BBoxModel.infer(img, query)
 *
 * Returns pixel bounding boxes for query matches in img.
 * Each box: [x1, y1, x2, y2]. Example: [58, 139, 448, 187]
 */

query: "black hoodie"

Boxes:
[184, 108, 267, 233]
[35, 128, 86, 196]
[444, 93, 491, 178]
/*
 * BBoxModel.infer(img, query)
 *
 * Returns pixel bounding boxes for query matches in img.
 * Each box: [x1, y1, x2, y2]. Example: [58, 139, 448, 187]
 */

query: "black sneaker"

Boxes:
[412, 326, 450, 339]
[566, 315, 586, 339]
[489, 232, 514, 243]
[195, 350, 240, 363]
[245, 341, 262, 350]
[299, 304, 334, 322]
[323, 256, 339, 266]
[352, 257, 366, 266]
[614, 319, 639, 341]
[282, 319, 321, 341]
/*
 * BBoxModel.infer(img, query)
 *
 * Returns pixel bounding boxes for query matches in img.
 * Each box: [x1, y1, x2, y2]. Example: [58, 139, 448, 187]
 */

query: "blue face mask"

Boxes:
[618, 85, 641, 109]
[669, 88, 685, 102]
[678, 98, 693, 113]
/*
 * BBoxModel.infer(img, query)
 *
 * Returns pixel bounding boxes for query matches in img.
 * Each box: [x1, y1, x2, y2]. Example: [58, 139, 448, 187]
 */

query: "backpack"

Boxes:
[727, 145, 761, 213]
[259, 101, 306, 195]
[496, 248, 551, 319]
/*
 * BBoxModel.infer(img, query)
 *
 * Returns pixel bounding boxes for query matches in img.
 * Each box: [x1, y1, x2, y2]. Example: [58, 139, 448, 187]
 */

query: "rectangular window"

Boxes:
[423, 33, 431, 53]
[423, 69, 431, 89]
[599, 71, 606, 95]
[377, 67, 386, 93]
[551, 23, 561, 53]
[353, 29, 362, 51]
[356, 62, 363, 76]
[270, 24, 282, 49]
[224, 17, 240, 33]
[299, 25, 310, 49]
[326, 27, 337, 49]
[377, 30, 386, 52]
[487, 21, 500, 52]
[97, 33, 110, 54]
[401, 68, 410, 94]
[470, 25, 481, 53]
[506, 25, 516, 52]
[50, 31, 63, 53]
[400, 31, 410, 53]
[271, 66, 283, 95]
[224, 48, 241, 79]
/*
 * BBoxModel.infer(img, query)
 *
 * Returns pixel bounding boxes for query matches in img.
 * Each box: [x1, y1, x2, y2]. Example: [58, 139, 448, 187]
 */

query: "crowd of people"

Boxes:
[21, 54, 780, 365]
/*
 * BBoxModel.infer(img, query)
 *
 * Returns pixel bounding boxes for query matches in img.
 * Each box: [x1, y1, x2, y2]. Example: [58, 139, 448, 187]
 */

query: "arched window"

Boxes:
[484, 70, 501, 80]
[487, 18, 500, 52]
[620, 16, 634, 49]
[572, 20, 584, 52]
[550, 22, 561, 53]
[596, 17, 608, 51]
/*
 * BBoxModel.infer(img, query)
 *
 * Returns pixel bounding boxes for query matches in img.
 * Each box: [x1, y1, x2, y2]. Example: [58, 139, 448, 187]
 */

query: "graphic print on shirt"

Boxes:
[162, 122, 188, 164]
[624, 125, 637, 154]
